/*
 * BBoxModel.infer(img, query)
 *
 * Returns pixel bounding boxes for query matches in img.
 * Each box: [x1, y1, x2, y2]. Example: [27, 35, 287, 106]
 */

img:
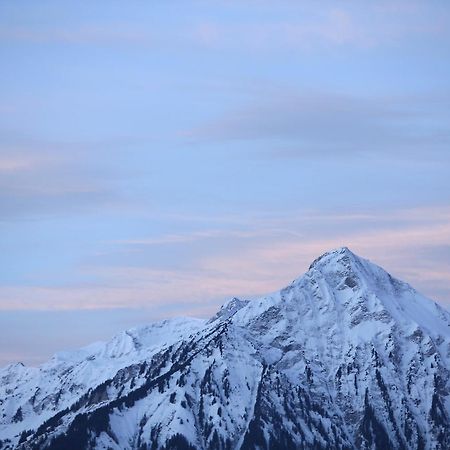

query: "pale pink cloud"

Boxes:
[114, 229, 267, 246]
[0, 157, 38, 173]
[0, 25, 154, 47]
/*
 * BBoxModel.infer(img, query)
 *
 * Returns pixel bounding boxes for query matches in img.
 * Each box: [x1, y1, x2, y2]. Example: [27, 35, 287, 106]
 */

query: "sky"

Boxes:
[1, 0, 450, 366]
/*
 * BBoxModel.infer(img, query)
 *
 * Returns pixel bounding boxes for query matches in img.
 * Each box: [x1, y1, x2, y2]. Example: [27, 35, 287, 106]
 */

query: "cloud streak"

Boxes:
[0, 137, 122, 220]
[184, 91, 450, 160]
[0, 25, 156, 47]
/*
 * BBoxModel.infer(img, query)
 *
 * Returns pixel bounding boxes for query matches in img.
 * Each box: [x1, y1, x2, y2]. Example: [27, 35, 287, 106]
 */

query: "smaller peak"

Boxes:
[208, 297, 249, 324]
[1, 361, 27, 375]
[9, 361, 25, 369]
[221, 297, 248, 311]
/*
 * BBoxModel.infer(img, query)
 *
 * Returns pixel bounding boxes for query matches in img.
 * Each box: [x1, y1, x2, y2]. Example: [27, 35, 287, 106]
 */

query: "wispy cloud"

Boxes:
[183, 91, 450, 160]
[0, 137, 121, 220]
[0, 25, 155, 47]
[114, 229, 272, 246]
[0, 156, 39, 173]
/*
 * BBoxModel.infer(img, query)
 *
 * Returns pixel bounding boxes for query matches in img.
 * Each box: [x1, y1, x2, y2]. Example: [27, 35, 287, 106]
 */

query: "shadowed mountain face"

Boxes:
[1, 247, 449, 450]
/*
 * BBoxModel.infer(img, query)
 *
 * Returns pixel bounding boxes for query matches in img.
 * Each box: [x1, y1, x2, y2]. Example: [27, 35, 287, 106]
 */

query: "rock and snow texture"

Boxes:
[1, 247, 449, 450]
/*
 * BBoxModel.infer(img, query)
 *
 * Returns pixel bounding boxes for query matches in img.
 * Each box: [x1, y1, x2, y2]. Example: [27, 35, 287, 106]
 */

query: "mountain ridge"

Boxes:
[1, 247, 449, 450]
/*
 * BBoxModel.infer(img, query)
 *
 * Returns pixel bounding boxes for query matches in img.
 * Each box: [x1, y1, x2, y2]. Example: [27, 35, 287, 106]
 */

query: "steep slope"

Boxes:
[1, 247, 449, 450]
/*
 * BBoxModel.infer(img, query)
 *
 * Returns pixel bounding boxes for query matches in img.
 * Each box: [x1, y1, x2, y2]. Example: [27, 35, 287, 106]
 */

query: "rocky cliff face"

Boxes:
[1, 247, 449, 449]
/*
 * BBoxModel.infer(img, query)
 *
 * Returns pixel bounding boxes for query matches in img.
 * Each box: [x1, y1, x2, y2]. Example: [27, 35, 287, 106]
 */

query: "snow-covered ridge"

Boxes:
[1, 247, 449, 450]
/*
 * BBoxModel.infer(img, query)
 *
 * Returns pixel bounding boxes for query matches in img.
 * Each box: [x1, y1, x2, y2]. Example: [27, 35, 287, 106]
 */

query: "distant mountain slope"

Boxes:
[1, 247, 449, 450]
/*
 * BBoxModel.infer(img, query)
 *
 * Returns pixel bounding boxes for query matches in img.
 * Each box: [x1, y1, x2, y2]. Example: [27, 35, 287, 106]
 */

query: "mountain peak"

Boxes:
[308, 246, 357, 271]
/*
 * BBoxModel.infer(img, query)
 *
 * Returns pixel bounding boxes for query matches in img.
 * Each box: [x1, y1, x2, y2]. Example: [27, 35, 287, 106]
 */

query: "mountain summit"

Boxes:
[1, 248, 449, 450]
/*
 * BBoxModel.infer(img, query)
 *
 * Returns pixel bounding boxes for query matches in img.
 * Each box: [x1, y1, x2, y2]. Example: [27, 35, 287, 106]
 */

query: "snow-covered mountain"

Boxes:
[1, 247, 449, 450]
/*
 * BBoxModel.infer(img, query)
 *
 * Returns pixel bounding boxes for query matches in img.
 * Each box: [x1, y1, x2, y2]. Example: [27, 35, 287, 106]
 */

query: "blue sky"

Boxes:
[1, 0, 450, 366]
